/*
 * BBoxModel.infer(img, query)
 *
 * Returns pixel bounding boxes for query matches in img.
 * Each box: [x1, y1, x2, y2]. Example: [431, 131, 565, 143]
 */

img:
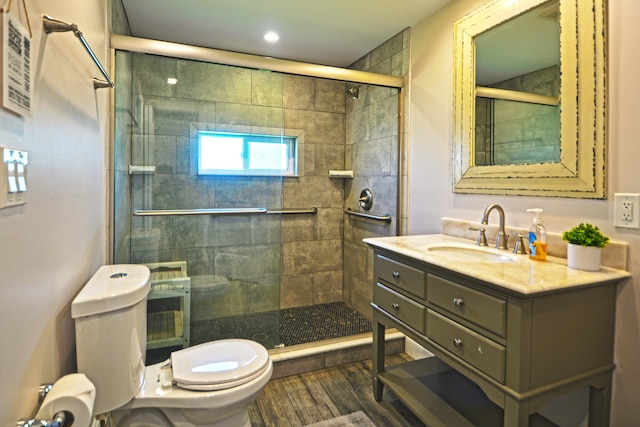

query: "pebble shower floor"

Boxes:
[192, 302, 372, 347]
[147, 302, 372, 364]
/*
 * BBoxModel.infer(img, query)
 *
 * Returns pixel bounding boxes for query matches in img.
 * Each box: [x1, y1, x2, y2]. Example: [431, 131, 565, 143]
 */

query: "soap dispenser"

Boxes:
[527, 208, 547, 261]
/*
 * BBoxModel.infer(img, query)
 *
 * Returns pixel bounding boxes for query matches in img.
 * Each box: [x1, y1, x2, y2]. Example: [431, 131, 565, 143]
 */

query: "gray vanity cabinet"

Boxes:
[371, 250, 618, 427]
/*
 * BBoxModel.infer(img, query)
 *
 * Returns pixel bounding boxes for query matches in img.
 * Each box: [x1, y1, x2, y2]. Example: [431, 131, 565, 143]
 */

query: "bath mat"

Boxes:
[305, 411, 377, 427]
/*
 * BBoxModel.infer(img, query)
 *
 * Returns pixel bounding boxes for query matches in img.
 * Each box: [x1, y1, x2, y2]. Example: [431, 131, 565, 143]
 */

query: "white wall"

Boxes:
[409, 0, 640, 425]
[0, 0, 108, 424]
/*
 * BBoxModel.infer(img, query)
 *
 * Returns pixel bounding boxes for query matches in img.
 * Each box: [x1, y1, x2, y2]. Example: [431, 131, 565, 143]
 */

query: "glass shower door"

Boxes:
[113, 51, 284, 362]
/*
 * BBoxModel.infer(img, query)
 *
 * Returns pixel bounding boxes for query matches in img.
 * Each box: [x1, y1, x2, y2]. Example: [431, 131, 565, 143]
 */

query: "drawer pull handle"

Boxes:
[392, 271, 400, 279]
[453, 338, 463, 347]
[453, 297, 464, 307]
[392, 303, 399, 310]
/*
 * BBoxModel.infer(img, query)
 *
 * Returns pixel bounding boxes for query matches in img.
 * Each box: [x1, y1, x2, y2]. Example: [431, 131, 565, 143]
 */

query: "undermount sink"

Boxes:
[426, 244, 515, 262]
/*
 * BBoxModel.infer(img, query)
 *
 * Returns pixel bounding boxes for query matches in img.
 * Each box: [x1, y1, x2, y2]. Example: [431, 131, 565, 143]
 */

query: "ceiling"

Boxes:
[120, 0, 453, 68]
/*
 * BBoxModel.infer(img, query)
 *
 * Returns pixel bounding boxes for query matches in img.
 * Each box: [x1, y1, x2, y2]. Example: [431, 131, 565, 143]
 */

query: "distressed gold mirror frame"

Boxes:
[453, 0, 606, 198]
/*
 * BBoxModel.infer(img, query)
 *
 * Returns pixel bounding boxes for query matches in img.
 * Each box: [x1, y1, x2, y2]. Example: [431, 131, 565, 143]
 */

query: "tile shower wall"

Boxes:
[475, 65, 560, 165]
[114, 52, 350, 319]
[343, 30, 408, 318]
[280, 75, 347, 309]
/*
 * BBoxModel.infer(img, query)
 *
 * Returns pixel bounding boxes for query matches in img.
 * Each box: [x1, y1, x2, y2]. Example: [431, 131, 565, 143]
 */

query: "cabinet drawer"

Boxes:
[427, 274, 505, 337]
[376, 254, 426, 299]
[374, 283, 425, 333]
[427, 309, 505, 383]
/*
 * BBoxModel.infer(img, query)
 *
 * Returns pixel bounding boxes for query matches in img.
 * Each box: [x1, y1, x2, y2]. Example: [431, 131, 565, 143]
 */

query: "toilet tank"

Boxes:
[72, 264, 150, 415]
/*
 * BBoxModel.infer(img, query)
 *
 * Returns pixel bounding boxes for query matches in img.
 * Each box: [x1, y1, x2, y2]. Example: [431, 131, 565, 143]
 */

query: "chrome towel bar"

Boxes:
[133, 207, 318, 216]
[344, 208, 392, 223]
[134, 208, 268, 216]
[267, 207, 317, 215]
[43, 15, 115, 89]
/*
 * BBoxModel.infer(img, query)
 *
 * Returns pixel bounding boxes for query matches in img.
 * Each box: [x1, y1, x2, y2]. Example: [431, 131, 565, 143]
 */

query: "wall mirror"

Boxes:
[453, 0, 606, 198]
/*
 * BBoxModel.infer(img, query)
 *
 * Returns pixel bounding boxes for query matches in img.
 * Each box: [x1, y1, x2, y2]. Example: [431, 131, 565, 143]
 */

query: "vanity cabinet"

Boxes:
[369, 247, 624, 427]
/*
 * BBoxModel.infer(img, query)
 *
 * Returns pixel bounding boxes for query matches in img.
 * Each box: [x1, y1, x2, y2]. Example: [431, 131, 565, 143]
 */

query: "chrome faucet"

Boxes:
[481, 204, 509, 250]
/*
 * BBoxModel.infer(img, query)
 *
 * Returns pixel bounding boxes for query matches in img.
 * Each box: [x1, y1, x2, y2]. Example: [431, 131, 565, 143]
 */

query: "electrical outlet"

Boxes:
[614, 193, 640, 229]
[622, 201, 633, 221]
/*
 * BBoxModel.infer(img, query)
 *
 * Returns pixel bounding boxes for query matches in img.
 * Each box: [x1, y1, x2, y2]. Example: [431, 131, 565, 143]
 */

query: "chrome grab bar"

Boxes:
[344, 208, 392, 223]
[133, 207, 318, 216]
[43, 15, 115, 89]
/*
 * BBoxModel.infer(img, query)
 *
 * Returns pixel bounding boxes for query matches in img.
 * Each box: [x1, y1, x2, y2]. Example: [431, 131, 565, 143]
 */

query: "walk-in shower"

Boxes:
[111, 35, 404, 363]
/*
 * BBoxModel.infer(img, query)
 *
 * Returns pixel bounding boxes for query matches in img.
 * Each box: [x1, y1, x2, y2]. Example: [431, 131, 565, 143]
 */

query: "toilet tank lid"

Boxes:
[72, 264, 150, 318]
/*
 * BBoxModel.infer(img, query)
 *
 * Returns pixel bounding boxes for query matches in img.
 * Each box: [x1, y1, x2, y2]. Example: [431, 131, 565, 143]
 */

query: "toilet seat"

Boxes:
[171, 339, 270, 391]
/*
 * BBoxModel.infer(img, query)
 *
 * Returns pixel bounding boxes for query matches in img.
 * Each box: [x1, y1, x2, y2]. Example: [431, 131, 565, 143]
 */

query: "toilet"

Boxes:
[71, 264, 272, 427]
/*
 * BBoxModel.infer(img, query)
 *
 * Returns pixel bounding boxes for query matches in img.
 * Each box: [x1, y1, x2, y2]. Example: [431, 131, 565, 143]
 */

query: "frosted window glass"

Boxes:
[200, 135, 244, 170]
[197, 131, 297, 176]
[249, 141, 287, 170]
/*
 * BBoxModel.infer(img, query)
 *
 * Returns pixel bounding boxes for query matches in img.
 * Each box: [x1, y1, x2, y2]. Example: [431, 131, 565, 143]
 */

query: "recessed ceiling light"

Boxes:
[263, 31, 280, 43]
[167, 77, 178, 85]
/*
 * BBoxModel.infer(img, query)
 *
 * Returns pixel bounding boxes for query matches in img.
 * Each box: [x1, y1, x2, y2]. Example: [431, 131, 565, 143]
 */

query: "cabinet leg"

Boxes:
[373, 378, 384, 401]
[372, 317, 385, 401]
[504, 396, 530, 427]
[588, 378, 612, 427]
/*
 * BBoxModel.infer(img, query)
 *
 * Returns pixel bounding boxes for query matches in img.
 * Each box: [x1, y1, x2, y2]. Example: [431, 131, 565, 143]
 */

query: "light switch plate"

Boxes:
[0, 146, 28, 209]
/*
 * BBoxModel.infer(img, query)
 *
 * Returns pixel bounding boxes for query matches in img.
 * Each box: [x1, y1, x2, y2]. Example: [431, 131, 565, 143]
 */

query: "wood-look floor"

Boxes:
[249, 353, 425, 427]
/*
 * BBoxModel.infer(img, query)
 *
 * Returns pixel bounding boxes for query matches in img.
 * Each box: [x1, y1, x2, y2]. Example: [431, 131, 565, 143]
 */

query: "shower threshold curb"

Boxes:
[268, 330, 407, 378]
[268, 330, 404, 362]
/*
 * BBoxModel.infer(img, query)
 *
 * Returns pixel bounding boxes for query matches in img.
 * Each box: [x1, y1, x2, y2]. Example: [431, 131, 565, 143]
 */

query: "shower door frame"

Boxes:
[109, 34, 406, 249]
[108, 35, 406, 351]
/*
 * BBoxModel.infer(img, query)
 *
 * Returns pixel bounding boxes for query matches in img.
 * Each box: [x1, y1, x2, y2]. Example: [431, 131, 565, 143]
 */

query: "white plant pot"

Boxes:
[567, 243, 601, 271]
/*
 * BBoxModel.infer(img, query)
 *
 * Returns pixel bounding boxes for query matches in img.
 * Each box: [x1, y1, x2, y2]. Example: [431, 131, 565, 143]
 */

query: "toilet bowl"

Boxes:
[114, 340, 273, 427]
[72, 264, 272, 427]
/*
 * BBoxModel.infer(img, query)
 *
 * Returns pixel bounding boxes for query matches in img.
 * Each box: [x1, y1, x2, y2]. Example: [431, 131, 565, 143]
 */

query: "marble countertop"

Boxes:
[363, 234, 631, 296]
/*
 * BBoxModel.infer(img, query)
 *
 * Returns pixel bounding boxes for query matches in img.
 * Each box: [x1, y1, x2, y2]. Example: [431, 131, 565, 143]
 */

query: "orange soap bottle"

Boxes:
[527, 208, 547, 261]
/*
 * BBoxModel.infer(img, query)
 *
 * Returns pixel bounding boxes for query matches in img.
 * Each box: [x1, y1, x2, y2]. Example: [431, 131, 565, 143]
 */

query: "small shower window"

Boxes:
[197, 131, 298, 176]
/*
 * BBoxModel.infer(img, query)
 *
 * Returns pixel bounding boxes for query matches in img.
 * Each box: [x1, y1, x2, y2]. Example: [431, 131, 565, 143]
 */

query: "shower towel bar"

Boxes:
[134, 208, 268, 216]
[133, 207, 318, 216]
[344, 208, 392, 223]
[43, 15, 115, 89]
[476, 86, 558, 106]
[268, 207, 317, 215]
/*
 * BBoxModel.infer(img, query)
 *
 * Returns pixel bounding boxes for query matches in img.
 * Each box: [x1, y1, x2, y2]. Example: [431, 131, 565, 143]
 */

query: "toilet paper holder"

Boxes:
[16, 383, 69, 427]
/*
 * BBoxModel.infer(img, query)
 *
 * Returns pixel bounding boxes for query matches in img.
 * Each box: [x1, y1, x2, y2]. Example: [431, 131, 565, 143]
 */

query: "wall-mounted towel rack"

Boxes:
[344, 208, 392, 223]
[268, 207, 317, 215]
[43, 15, 114, 89]
[134, 208, 268, 216]
[133, 207, 318, 217]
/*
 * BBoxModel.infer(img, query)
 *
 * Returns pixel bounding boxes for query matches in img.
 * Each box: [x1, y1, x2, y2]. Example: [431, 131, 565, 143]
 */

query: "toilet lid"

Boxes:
[171, 339, 270, 391]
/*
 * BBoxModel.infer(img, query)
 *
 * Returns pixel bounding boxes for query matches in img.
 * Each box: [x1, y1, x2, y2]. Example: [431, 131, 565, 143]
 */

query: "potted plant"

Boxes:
[562, 223, 610, 271]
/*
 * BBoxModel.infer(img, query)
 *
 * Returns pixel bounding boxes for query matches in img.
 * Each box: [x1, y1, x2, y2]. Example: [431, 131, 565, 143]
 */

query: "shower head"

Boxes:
[347, 85, 360, 99]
